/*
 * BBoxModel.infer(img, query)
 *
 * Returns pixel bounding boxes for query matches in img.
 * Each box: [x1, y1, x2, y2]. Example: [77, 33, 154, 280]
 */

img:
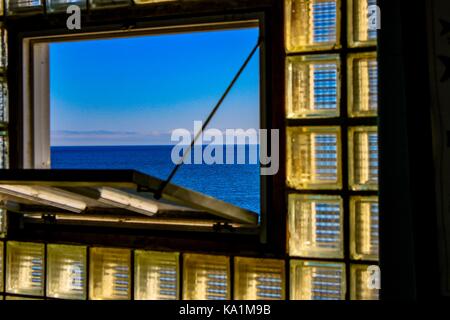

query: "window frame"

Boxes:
[3, 6, 288, 257]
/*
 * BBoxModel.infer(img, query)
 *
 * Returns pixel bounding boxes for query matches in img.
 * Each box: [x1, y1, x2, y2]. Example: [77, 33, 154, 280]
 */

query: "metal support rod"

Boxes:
[154, 36, 263, 199]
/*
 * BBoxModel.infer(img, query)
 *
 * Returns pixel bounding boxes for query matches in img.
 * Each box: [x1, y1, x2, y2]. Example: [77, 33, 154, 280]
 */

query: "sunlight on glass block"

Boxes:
[286, 55, 340, 119]
[89, 247, 131, 300]
[290, 260, 345, 300]
[135, 250, 179, 300]
[349, 127, 378, 190]
[288, 194, 343, 258]
[348, 53, 378, 117]
[46, 0, 87, 12]
[6, 242, 45, 296]
[7, 0, 44, 14]
[5, 295, 43, 300]
[183, 253, 230, 300]
[350, 264, 379, 300]
[89, 0, 130, 9]
[47, 244, 87, 300]
[0, 78, 8, 124]
[348, 0, 378, 47]
[0, 208, 6, 238]
[0, 242, 3, 292]
[0, 132, 8, 169]
[350, 196, 379, 261]
[234, 257, 285, 300]
[285, 0, 340, 52]
[287, 126, 341, 190]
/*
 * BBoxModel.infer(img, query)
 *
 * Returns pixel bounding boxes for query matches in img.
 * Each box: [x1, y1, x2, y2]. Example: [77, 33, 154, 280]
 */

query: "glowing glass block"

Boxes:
[47, 244, 87, 300]
[89, 0, 130, 9]
[350, 196, 379, 260]
[89, 247, 131, 300]
[287, 126, 341, 190]
[290, 260, 345, 300]
[350, 264, 379, 300]
[286, 55, 340, 119]
[0, 242, 3, 292]
[348, 0, 378, 47]
[6, 242, 45, 296]
[7, 0, 44, 14]
[0, 208, 6, 238]
[348, 53, 378, 117]
[288, 194, 343, 258]
[5, 295, 43, 300]
[234, 257, 285, 300]
[285, 0, 340, 52]
[349, 127, 378, 190]
[46, 0, 87, 12]
[0, 78, 8, 124]
[135, 250, 179, 300]
[0, 132, 8, 169]
[183, 254, 230, 300]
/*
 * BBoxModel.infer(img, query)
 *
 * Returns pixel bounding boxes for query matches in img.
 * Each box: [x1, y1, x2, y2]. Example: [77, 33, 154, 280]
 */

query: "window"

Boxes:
[12, 20, 264, 232]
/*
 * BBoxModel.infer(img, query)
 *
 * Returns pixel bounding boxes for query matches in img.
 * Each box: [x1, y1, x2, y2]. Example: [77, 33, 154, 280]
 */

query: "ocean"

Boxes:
[51, 145, 260, 213]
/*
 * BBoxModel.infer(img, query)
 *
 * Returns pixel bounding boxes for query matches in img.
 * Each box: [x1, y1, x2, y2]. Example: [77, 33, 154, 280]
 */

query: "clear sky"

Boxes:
[50, 28, 260, 146]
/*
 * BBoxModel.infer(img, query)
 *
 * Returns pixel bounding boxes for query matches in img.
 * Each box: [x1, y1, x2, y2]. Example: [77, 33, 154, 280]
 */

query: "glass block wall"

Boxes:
[0, 0, 379, 301]
[285, 0, 379, 300]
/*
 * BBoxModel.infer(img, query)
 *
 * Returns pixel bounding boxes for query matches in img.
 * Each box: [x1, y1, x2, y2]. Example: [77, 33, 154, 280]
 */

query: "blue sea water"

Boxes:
[51, 145, 260, 213]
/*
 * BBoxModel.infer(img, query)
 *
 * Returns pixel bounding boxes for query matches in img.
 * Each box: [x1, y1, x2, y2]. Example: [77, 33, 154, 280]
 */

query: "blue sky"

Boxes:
[50, 28, 260, 146]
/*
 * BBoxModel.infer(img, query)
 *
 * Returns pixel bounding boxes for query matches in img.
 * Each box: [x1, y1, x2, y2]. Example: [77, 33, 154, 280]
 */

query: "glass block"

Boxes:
[46, 0, 87, 13]
[288, 194, 343, 258]
[6, 242, 45, 296]
[0, 132, 8, 169]
[348, 0, 378, 47]
[290, 260, 345, 300]
[7, 0, 44, 14]
[89, 247, 131, 300]
[350, 196, 379, 260]
[0, 242, 3, 292]
[286, 55, 340, 119]
[89, 0, 131, 9]
[47, 244, 87, 300]
[350, 264, 379, 300]
[285, 0, 340, 52]
[0, 78, 8, 123]
[234, 257, 285, 300]
[349, 127, 378, 190]
[287, 126, 341, 190]
[0, 28, 7, 71]
[183, 253, 230, 300]
[0, 208, 6, 238]
[135, 250, 179, 300]
[348, 53, 378, 117]
[5, 295, 43, 300]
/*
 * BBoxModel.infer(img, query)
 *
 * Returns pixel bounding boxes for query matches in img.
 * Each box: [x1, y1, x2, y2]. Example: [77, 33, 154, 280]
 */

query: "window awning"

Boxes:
[0, 169, 258, 226]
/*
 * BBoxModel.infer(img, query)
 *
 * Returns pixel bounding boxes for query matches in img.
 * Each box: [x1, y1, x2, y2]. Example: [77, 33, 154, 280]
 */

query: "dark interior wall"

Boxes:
[379, 0, 442, 300]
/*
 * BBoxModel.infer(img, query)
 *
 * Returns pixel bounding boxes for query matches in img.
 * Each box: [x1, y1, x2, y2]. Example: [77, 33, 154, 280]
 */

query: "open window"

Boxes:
[3, 18, 267, 234]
